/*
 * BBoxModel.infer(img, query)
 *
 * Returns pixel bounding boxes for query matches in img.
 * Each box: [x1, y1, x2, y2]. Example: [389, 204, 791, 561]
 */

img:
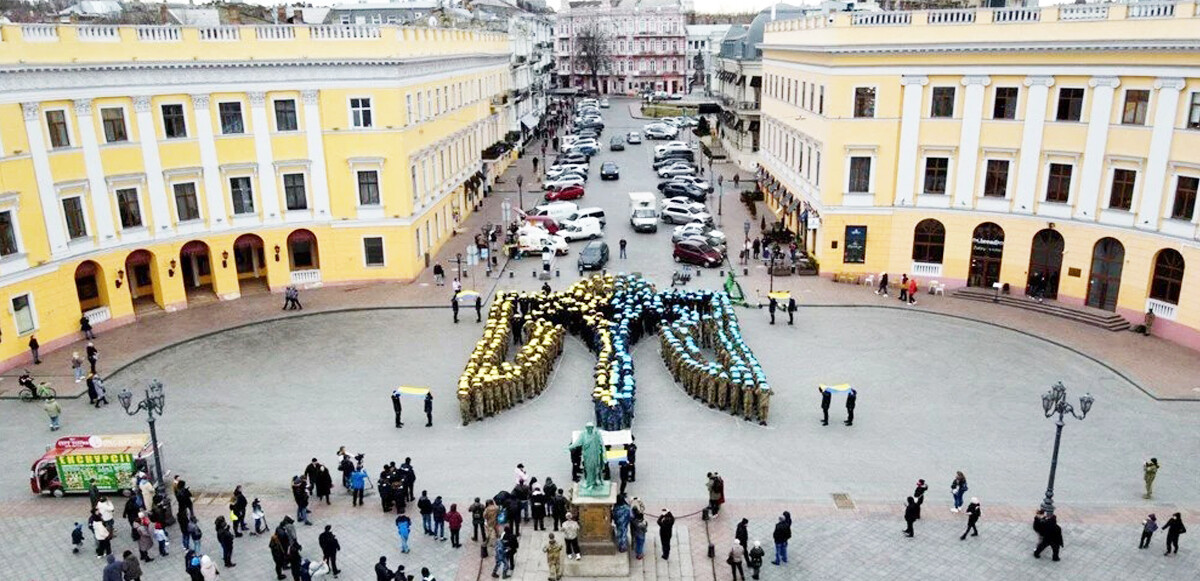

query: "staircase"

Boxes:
[951, 287, 1131, 332]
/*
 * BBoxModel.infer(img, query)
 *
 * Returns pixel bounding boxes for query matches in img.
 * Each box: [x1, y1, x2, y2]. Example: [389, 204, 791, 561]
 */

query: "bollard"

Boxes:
[555, 269, 560, 277]
[743, 268, 748, 276]
[532, 270, 536, 278]
[695, 270, 700, 277]
[509, 271, 514, 279]
[719, 270, 724, 277]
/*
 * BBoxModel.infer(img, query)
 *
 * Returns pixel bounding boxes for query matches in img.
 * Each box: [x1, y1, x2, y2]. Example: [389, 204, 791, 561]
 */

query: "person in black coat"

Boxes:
[961, 498, 981, 540]
[1162, 512, 1186, 556]
[735, 518, 749, 550]
[391, 390, 404, 428]
[318, 525, 342, 576]
[1033, 510, 1063, 561]
[767, 298, 776, 325]
[475, 296, 483, 323]
[912, 479, 928, 520]
[770, 514, 790, 565]
[530, 488, 547, 531]
[375, 557, 393, 581]
[787, 298, 797, 325]
[618, 462, 632, 497]
[819, 387, 831, 426]
[424, 393, 434, 427]
[451, 297, 460, 323]
[844, 388, 857, 426]
[903, 497, 919, 537]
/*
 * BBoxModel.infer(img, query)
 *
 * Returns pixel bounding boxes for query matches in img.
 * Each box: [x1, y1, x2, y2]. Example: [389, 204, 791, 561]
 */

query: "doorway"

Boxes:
[967, 222, 1005, 288]
[233, 234, 268, 295]
[125, 249, 161, 314]
[1026, 229, 1064, 299]
[1086, 237, 1124, 311]
[179, 240, 215, 303]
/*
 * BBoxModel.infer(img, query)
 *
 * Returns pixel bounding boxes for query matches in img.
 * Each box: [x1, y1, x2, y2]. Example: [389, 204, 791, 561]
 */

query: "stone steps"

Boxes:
[505, 523, 693, 581]
[951, 287, 1131, 332]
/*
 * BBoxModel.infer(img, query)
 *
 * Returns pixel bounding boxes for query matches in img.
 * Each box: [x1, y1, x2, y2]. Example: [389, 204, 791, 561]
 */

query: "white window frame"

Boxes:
[349, 157, 385, 218]
[58, 189, 91, 241]
[921, 155, 953, 196]
[843, 147, 877, 201]
[348, 96, 373, 129]
[99, 105, 130, 144]
[217, 100, 246, 135]
[1039, 152, 1081, 219]
[169, 180, 204, 225]
[113, 185, 146, 231]
[0, 194, 27, 262]
[406, 94, 415, 126]
[159, 101, 189, 139]
[1165, 166, 1200, 226]
[281, 171, 310, 213]
[362, 235, 386, 267]
[356, 169, 382, 207]
[11, 292, 38, 335]
[271, 98, 300, 133]
[228, 174, 257, 216]
[44, 107, 74, 149]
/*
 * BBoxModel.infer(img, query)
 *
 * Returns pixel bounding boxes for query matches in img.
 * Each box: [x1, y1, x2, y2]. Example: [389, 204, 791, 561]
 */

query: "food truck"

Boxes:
[30, 434, 158, 497]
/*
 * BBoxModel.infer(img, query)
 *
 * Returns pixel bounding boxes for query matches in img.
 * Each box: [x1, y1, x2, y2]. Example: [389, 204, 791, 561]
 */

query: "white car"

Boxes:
[672, 222, 723, 242]
[661, 200, 712, 225]
[559, 136, 580, 152]
[665, 175, 713, 192]
[627, 132, 642, 144]
[654, 141, 691, 156]
[658, 164, 698, 178]
[599, 98, 610, 108]
[559, 217, 604, 241]
[543, 175, 586, 190]
[571, 138, 600, 149]
[645, 127, 677, 140]
[546, 165, 587, 179]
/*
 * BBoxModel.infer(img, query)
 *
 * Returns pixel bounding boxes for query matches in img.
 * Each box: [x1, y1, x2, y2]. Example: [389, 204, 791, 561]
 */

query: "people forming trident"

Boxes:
[456, 273, 773, 428]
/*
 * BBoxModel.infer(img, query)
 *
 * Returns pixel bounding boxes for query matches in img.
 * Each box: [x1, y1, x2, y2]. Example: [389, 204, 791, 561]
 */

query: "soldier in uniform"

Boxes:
[756, 385, 771, 426]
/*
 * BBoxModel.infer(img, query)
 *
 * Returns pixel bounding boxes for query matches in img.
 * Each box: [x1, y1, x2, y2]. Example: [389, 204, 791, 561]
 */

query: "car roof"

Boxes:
[583, 240, 607, 250]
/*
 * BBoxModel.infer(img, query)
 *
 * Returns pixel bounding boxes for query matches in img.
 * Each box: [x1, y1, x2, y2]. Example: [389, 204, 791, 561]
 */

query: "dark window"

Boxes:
[230, 177, 254, 215]
[1171, 176, 1199, 221]
[116, 188, 142, 229]
[848, 157, 871, 193]
[101, 107, 127, 143]
[363, 237, 385, 266]
[923, 157, 949, 194]
[1108, 169, 1137, 211]
[284, 173, 307, 211]
[1189, 93, 1200, 130]
[162, 104, 187, 138]
[1046, 163, 1073, 203]
[1056, 88, 1084, 122]
[993, 87, 1018, 120]
[219, 102, 244, 134]
[1150, 249, 1185, 304]
[76, 273, 99, 302]
[173, 183, 200, 222]
[46, 110, 70, 148]
[0, 211, 18, 256]
[912, 219, 945, 264]
[853, 87, 875, 118]
[983, 160, 1009, 198]
[358, 170, 381, 205]
[62, 197, 87, 239]
[274, 99, 298, 132]
[1122, 90, 1150, 125]
[931, 87, 955, 118]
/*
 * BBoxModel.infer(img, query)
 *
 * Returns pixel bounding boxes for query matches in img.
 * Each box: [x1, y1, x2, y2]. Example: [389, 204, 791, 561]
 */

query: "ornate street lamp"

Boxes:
[1038, 382, 1094, 515]
[118, 380, 173, 522]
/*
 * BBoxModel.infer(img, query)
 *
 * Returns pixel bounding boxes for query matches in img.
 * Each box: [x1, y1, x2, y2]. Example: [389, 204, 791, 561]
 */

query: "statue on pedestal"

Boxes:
[569, 422, 610, 497]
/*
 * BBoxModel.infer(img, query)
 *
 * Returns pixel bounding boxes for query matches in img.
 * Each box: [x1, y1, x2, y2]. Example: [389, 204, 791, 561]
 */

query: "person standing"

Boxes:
[292, 477, 313, 524]
[961, 498, 981, 540]
[912, 479, 928, 520]
[475, 296, 484, 323]
[231, 486, 248, 536]
[562, 514, 581, 560]
[86, 342, 99, 374]
[551, 491, 568, 532]
[135, 516, 155, 562]
[531, 488, 547, 531]
[903, 496, 919, 537]
[657, 509, 674, 560]
[1162, 512, 1186, 556]
[433, 263, 445, 286]
[418, 491, 434, 535]
[1143, 458, 1160, 499]
[1139, 514, 1158, 549]
[898, 274, 909, 303]
[395, 514, 412, 553]
[28, 334, 40, 364]
[632, 513, 648, 560]
[374, 556, 393, 581]
[726, 543, 745, 581]
[447, 503, 464, 548]
[392, 390, 404, 428]
[747, 541, 765, 580]
[735, 518, 749, 551]
[215, 516, 235, 568]
[121, 549, 142, 581]
[318, 525, 342, 577]
[819, 387, 831, 426]
[950, 471, 968, 512]
[470, 498, 488, 543]
[71, 352, 85, 383]
[787, 297, 797, 325]
[44, 397, 62, 431]
[770, 513, 790, 565]
[452, 296, 460, 324]
[619, 238, 627, 259]
[767, 298, 776, 325]
[1142, 309, 1156, 336]
[844, 388, 857, 426]
[424, 392, 434, 427]
[350, 466, 368, 507]
[93, 513, 113, 557]
[80, 315, 95, 340]
[502, 525, 519, 570]
[751, 238, 760, 261]
[544, 533, 564, 581]
[432, 495, 448, 541]
[315, 465, 333, 506]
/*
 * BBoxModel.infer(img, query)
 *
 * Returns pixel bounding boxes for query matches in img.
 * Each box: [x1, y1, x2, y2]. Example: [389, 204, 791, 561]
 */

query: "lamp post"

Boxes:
[118, 380, 172, 523]
[517, 174, 524, 211]
[1038, 382, 1095, 516]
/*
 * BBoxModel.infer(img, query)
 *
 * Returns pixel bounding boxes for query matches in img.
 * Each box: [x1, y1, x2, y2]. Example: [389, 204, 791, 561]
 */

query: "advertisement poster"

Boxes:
[56, 453, 135, 491]
[843, 225, 867, 264]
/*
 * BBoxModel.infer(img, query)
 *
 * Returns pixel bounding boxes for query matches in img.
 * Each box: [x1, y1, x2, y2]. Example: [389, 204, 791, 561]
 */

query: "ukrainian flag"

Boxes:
[820, 383, 852, 393]
[395, 386, 430, 396]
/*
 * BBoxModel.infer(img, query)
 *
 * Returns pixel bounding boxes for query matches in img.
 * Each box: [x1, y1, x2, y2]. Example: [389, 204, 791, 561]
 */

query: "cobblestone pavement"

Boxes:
[2, 98, 1198, 580]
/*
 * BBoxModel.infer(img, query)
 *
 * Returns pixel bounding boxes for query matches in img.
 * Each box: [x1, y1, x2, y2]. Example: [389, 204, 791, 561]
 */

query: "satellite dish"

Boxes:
[427, 15, 439, 27]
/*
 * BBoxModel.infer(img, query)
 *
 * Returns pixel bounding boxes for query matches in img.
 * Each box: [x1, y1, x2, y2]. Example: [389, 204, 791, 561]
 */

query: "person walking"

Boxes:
[544, 533, 564, 581]
[447, 503, 464, 548]
[72, 352, 85, 383]
[1162, 512, 1186, 556]
[961, 498, 981, 540]
[292, 477, 313, 524]
[1143, 458, 1160, 499]
[395, 514, 412, 553]
[767, 298, 776, 325]
[1139, 514, 1158, 549]
[531, 488, 548, 531]
[269, 533, 289, 580]
[657, 509, 674, 560]
[898, 274, 909, 303]
[28, 334, 40, 364]
[502, 525, 520, 571]
[93, 513, 113, 557]
[101, 554, 122, 581]
[374, 556, 393, 581]
[475, 296, 484, 323]
[318, 525, 342, 577]
[726, 543, 745, 581]
[770, 513, 790, 565]
[44, 396, 62, 431]
[876, 272, 889, 296]
[787, 297, 797, 325]
[350, 466, 369, 507]
[819, 386, 831, 426]
[747, 541, 765, 580]
[424, 392, 434, 427]
[950, 471, 968, 512]
[491, 534, 510, 579]
[562, 513, 581, 560]
[619, 238, 627, 259]
[907, 277, 918, 305]
[903, 496, 919, 537]
[186, 516, 202, 555]
[735, 518, 749, 551]
[80, 314, 95, 340]
[433, 263, 445, 286]
[844, 388, 857, 426]
[418, 491, 434, 535]
[751, 238, 760, 261]
[1032, 510, 1062, 561]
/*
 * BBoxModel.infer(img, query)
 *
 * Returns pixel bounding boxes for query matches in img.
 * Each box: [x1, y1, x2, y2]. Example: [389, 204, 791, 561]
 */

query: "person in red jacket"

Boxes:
[907, 278, 918, 306]
[446, 504, 464, 549]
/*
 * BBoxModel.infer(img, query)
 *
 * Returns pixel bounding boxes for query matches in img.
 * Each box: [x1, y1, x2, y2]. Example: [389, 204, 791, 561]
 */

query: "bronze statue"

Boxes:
[569, 422, 609, 496]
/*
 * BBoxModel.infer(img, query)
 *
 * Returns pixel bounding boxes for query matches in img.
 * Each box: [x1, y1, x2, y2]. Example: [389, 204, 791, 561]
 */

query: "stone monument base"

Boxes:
[573, 482, 618, 557]
[564, 551, 632, 577]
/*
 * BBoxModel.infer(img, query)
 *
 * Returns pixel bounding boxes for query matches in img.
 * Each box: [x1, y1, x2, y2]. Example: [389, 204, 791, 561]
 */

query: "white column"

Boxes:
[1136, 78, 1186, 230]
[1013, 75, 1054, 214]
[191, 94, 229, 231]
[893, 75, 927, 206]
[133, 96, 173, 237]
[952, 76, 989, 209]
[21, 102, 70, 257]
[1073, 77, 1120, 221]
[248, 92, 281, 223]
[302, 90, 331, 218]
[73, 99, 117, 245]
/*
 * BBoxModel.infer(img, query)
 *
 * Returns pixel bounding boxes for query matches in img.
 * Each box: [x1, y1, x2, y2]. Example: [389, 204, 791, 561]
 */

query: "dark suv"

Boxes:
[577, 240, 610, 271]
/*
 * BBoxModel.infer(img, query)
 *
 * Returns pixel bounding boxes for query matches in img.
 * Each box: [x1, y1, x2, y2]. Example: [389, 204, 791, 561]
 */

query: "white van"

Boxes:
[531, 201, 579, 222]
[628, 192, 658, 233]
[560, 217, 604, 241]
[517, 225, 569, 255]
[564, 207, 606, 227]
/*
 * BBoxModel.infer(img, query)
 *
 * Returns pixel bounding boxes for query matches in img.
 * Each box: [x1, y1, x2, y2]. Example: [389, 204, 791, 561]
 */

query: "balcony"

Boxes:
[1146, 298, 1178, 321]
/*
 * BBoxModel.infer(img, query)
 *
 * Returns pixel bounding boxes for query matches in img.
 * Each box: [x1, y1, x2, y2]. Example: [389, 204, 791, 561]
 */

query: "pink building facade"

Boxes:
[555, 0, 688, 95]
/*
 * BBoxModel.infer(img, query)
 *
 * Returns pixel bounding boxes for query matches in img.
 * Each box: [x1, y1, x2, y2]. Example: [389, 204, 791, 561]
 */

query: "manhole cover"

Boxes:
[831, 493, 855, 510]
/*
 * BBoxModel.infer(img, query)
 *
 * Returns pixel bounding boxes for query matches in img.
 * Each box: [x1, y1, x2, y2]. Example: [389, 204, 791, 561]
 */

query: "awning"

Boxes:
[749, 76, 762, 88]
[180, 240, 209, 256]
[520, 112, 541, 130]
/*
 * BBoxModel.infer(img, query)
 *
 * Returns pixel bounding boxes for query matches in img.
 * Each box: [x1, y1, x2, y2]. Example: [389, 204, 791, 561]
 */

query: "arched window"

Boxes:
[912, 219, 946, 264]
[1150, 249, 1185, 305]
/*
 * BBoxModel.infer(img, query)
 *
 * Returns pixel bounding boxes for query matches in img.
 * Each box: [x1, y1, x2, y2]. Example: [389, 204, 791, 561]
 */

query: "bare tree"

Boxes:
[574, 23, 612, 94]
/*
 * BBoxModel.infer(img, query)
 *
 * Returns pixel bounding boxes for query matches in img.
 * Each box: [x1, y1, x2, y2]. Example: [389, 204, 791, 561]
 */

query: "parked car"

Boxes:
[599, 98, 610, 108]
[644, 126, 677, 140]
[555, 152, 589, 166]
[560, 217, 604, 241]
[626, 132, 642, 144]
[654, 141, 691, 156]
[522, 215, 560, 234]
[673, 240, 723, 267]
[609, 136, 625, 151]
[652, 151, 695, 167]
[577, 240, 610, 271]
[529, 201, 578, 222]
[663, 175, 712, 192]
[657, 164, 698, 178]
[660, 182, 706, 202]
[661, 200, 713, 225]
[563, 206, 607, 227]
[544, 175, 586, 190]
[545, 185, 586, 201]
[600, 162, 620, 180]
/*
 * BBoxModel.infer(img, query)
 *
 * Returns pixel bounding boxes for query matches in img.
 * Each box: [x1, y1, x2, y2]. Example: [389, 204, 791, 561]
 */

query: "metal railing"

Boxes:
[290, 269, 323, 286]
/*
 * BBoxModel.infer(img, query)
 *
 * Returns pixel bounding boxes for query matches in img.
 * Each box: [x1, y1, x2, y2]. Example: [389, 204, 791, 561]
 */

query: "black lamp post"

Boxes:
[118, 380, 172, 522]
[517, 174, 524, 211]
[1038, 382, 1094, 516]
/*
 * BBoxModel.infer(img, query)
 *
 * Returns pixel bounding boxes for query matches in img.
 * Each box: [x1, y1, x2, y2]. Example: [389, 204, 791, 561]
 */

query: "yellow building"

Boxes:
[0, 23, 513, 368]
[760, 3, 1200, 349]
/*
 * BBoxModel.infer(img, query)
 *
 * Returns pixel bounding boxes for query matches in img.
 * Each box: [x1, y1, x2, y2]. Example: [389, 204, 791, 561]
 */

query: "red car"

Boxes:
[673, 240, 723, 268]
[523, 215, 560, 234]
[544, 186, 585, 202]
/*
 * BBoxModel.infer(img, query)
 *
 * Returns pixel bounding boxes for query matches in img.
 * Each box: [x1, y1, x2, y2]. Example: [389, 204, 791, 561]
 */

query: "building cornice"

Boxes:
[0, 54, 509, 76]
[758, 39, 1200, 56]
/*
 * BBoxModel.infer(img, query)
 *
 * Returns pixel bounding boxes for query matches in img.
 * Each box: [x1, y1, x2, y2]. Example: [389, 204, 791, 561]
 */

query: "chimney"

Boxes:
[159, 2, 168, 25]
[294, 8, 303, 23]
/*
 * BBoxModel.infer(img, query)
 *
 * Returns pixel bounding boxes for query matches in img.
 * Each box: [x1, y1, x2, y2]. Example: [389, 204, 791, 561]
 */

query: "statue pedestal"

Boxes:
[573, 483, 618, 557]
